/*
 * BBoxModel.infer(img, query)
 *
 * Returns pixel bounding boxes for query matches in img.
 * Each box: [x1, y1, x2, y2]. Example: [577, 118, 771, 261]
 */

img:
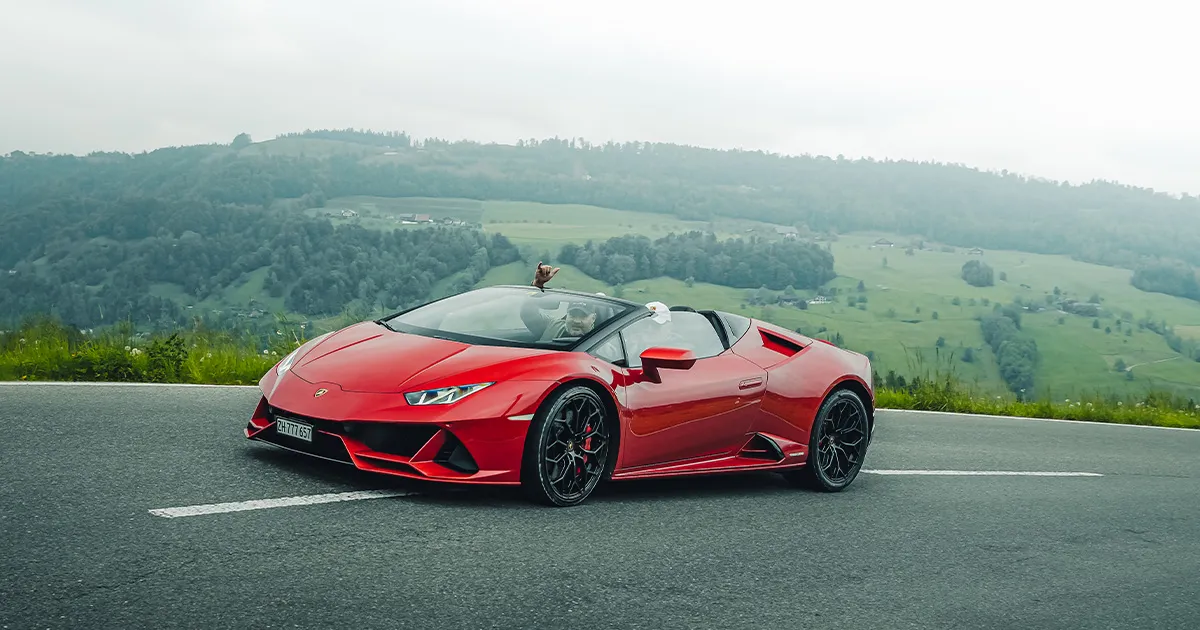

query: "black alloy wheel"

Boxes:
[784, 388, 870, 491]
[522, 385, 612, 506]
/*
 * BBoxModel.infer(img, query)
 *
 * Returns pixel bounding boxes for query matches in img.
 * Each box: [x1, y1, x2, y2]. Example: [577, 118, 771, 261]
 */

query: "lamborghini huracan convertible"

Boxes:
[246, 285, 875, 506]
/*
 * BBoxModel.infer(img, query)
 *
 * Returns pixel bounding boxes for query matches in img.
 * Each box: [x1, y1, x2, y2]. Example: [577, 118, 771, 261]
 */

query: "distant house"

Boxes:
[807, 295, 832, 305]
[340, 209, 359, 218]
[775, 226, 799, 239]
[968, 247, 984, 255]
[414, 214, 432, 222]
[871, 238, 894, 248]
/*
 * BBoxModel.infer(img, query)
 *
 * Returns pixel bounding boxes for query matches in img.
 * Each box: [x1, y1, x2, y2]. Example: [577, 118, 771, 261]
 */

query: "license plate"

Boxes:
[275, 417, 313, 442]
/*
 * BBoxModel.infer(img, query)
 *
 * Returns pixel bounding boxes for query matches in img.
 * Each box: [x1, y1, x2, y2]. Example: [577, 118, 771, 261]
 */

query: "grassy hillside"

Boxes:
[465, 227, 1200, 401]
[117, 189, 1200, 401]
[317, 195, 767, 252]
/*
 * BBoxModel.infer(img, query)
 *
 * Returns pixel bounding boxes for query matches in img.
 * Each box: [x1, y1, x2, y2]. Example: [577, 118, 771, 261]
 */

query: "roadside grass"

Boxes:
[0, 316, 304, 386]
[873, 350, 1200, 429]
[3, 316, 1196, 429]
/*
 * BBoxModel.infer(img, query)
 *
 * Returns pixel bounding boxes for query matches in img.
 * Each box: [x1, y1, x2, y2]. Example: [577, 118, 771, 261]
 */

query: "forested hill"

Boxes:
[0, 184, 522, 329]
[4, 129, 1200, 273]
[3, 129, 1200, 330]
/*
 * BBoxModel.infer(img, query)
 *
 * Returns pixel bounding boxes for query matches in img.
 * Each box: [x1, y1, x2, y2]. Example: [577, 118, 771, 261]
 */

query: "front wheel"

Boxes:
[784, 388, 871, 491]
[521, 385, 613, 507]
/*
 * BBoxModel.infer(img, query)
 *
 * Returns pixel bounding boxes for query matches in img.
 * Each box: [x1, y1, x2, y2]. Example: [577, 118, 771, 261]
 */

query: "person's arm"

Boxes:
[520, 298, 555, 337]
[520, 262, 562, 337]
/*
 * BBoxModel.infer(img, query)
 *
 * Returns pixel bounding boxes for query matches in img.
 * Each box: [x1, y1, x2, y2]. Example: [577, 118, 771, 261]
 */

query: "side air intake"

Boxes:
[759, 328, 807, 356]
[738, 433, 785, 461]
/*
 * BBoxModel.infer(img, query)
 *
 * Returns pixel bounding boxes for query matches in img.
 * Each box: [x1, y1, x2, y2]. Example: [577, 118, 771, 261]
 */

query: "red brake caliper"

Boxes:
[580, 424, 591, 475]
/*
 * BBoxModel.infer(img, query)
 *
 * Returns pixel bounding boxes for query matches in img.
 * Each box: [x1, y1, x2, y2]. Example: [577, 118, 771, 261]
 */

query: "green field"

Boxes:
[467, 222, 1200, 400]
[141, 192, 1200, 401]
[318, 196, 773, 251]
[479, 200, 765, 252]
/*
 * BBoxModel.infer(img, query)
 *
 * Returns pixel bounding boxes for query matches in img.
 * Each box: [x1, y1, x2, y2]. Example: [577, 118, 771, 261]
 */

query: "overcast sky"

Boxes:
[2, 0, 1197, 195]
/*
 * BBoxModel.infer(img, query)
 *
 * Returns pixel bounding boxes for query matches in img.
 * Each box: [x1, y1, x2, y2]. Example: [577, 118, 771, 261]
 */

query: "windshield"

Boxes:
[383, 286, 637, 349]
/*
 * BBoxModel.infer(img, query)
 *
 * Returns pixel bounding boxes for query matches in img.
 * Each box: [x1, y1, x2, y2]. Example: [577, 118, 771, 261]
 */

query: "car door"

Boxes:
[606, 310, 768, 470]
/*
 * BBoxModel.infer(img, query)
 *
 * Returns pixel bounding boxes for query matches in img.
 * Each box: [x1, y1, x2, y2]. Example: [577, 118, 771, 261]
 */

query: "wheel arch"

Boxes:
[828, 376, 875, 434]
[520, 377, 623, 481]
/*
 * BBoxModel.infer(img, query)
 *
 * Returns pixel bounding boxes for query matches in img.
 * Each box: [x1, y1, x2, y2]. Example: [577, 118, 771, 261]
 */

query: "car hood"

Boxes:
[289, 322, 551, 393]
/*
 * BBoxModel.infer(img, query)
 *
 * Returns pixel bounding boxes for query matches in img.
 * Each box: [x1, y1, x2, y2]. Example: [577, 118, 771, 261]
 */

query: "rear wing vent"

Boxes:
[758, 328, 809, 357]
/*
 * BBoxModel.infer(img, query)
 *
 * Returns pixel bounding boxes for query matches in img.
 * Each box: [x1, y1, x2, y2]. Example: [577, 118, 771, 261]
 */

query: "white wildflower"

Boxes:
[130, 348, 143, 356]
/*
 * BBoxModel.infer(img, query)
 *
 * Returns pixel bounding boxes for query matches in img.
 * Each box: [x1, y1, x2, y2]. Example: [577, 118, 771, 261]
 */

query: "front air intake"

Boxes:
[434, 432, 480, 474]
[348, 423, 440, 457]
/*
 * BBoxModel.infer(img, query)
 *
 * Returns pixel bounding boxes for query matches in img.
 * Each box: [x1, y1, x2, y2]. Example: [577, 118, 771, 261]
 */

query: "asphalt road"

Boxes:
[2, 383, 1198, 630]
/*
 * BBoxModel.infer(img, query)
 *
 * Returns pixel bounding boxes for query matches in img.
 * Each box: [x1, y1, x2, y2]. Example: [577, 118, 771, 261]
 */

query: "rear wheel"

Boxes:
[784, 388, 870, 491]
[521, 386, 613, 507]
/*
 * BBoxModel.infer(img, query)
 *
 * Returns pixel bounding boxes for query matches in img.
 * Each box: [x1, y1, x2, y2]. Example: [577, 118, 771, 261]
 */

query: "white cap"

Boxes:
[645, 301, 671, 324]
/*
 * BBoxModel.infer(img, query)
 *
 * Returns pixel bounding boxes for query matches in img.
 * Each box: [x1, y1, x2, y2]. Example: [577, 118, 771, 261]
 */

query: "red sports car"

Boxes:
[246, 285, 875, 506]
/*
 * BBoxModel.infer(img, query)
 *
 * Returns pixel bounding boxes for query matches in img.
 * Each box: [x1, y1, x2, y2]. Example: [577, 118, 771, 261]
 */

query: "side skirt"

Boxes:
[610, 432, 808, 481]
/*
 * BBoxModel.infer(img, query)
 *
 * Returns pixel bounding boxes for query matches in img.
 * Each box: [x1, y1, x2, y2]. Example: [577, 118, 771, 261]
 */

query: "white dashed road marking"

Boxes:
[149, 470, 1103, 518]
[149, 489, 416, 518]
[863, 469, 1103, 476]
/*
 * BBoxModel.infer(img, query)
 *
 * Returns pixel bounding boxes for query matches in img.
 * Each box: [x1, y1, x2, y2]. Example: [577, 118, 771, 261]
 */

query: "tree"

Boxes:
[936, 336, 945, 347]
[961, 260, 995, 287]
[961, 347, 975, 362]
[999, 271, 1008, 282]
[1114, 358, 1127, 372]
[856, 280, 865, 292]
[231, 133, 252, 149]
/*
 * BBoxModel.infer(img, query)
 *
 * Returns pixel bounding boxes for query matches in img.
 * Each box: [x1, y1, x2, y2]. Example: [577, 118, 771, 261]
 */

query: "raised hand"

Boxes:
[533, 261, 560, 289]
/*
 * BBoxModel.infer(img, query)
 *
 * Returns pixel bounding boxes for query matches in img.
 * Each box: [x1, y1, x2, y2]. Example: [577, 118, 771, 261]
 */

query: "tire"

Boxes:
[784, 388, 871, 492]
[521, 385, 614, 507]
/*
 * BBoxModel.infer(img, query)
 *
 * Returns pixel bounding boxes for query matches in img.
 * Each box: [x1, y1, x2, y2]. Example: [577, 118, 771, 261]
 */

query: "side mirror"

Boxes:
[639, 347, 696, 382]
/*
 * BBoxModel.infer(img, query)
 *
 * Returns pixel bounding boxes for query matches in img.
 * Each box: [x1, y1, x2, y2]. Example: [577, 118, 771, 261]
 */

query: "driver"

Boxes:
[520, 262, 599, 340]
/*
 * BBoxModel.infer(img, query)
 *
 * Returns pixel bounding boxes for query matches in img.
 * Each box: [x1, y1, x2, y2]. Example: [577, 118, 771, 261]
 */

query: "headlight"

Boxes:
[404, 382, 493, 405]
[276, 348, 300, 375]
[276, 332, 332, 375]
